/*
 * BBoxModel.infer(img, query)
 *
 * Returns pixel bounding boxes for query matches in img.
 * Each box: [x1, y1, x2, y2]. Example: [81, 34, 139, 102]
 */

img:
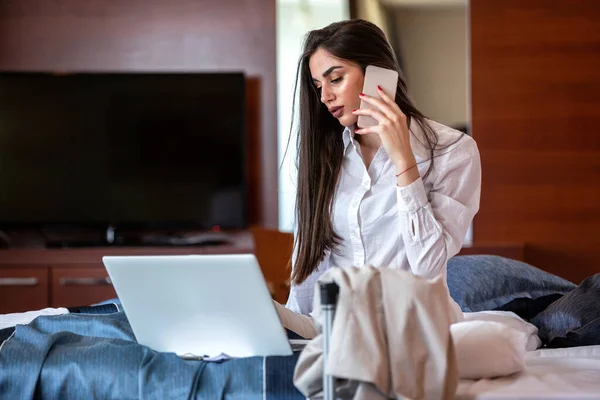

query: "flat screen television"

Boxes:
[0, 72, 247, 233]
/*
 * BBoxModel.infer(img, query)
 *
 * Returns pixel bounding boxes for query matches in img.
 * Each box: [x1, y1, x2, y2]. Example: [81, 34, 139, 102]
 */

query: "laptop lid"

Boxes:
[102, 254, 292, 358]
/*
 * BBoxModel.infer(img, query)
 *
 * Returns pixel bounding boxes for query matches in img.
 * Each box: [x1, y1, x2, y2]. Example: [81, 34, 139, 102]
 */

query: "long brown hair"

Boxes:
[290, 19, 440, 286]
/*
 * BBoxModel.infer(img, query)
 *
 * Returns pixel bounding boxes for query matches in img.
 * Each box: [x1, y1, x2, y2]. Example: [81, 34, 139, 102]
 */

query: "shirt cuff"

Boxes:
[396, 177, 428, 212]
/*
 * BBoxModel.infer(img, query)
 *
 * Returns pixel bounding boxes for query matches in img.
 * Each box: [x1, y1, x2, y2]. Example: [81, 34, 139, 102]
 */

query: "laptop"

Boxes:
[102, 254, 293, 358]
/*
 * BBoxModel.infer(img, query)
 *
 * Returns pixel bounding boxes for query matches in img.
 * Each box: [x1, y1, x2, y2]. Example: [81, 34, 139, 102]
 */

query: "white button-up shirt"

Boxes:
[286, 120, 481, 315]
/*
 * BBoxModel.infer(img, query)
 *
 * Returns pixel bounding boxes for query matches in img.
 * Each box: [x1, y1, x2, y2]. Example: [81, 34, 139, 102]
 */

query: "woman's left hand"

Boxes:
[352, 86, 417, 171]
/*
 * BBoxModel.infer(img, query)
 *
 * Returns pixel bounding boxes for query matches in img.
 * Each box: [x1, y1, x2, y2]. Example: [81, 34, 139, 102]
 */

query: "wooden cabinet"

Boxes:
[0, 232, 526, 314]
[0, 266, 49, 313]
[0, 263, 117, 313]
[51, 266, 117, 308]
[0, 231, 255, 313]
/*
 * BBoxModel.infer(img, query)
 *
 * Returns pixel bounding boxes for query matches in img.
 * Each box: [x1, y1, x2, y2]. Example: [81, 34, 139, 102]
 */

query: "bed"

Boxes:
[2, 314, 600, 399]
[1, 255, 599, 399]
[457, 345, 600, 398]
[451, 255, 600, 399]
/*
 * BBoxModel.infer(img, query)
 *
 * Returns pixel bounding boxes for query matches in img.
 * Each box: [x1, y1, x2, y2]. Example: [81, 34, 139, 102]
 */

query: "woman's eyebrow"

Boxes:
[322, 66, 343, 78]
[312, 66, 343, 82]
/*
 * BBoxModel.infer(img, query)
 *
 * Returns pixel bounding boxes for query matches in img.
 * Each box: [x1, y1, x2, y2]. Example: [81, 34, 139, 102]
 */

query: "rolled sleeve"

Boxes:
[396, 134, 481, 279]
[396, 177, 428, 213]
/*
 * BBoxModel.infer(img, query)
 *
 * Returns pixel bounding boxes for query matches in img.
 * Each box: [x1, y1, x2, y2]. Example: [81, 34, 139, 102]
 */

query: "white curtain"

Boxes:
[276, 0, 351, 232]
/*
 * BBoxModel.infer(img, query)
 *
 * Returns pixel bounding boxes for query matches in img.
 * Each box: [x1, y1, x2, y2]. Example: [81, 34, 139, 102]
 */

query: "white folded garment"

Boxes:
[0, 308, 69, 331]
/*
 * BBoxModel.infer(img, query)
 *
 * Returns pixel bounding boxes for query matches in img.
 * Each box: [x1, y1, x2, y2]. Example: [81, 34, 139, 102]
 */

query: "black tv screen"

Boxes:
[0, 72, 246, 229]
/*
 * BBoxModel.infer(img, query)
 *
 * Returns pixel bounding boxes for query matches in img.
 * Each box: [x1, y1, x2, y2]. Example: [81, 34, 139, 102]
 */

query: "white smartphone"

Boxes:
[357, 65, 399, 129]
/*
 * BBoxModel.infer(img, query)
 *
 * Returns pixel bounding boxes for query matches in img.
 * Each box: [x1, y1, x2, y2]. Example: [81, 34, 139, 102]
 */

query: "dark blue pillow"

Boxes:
[447, 255, 576, 312]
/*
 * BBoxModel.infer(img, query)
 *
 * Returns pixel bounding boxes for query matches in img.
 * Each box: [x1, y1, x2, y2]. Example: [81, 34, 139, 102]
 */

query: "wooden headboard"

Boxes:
[470, 0, 600, 284]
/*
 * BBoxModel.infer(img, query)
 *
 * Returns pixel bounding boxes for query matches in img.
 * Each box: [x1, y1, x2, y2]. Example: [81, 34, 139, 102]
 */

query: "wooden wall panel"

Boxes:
[470, 0, 600, 283]
[0, 0, 277, 228]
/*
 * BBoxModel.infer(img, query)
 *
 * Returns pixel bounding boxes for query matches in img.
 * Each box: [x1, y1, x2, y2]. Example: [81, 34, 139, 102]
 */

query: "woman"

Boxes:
[276, 19, 480, 335]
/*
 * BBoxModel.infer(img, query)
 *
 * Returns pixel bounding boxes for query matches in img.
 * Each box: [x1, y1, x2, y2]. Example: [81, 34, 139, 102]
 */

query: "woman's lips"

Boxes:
[329, 106, 344, 118]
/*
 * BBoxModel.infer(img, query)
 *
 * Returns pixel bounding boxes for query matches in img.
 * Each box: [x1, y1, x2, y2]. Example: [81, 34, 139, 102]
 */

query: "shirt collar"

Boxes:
[342, 126, 354, 151]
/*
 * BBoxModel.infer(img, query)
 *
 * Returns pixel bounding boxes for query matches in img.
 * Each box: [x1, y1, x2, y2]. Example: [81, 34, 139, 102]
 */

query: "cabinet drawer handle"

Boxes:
[59, 277, 112, 286]
[0, 277, 39, 286]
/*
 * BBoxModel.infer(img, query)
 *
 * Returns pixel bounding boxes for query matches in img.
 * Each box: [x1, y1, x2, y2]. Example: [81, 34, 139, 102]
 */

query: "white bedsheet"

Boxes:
[456, 345, 600, 399]
[0, 308, 69, 331]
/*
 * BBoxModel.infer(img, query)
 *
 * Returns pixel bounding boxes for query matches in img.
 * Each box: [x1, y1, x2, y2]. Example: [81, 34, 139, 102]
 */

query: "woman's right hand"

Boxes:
[273, 300, 318, 339]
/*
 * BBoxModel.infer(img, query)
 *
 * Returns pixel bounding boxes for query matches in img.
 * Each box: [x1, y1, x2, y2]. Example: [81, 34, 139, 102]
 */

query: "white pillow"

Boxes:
[451, 320, 527, 379]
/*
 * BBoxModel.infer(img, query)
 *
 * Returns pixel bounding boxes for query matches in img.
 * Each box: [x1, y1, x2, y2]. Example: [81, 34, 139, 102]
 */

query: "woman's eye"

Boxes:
[331, 77, 342, 84]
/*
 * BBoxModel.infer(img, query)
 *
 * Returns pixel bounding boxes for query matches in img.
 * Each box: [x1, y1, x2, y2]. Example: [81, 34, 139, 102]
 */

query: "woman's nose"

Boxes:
[320, 85, 334, 103]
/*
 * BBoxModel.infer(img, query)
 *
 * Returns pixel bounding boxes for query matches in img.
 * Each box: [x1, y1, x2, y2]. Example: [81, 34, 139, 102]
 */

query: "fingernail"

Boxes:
[352, 109, 357, 112]
[359, 93, 365, 97]
[377, 85, 382, 90]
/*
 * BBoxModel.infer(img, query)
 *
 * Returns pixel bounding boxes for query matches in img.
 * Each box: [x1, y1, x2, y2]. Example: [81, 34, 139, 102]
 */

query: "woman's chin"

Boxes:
[338, 114, 358, 127]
